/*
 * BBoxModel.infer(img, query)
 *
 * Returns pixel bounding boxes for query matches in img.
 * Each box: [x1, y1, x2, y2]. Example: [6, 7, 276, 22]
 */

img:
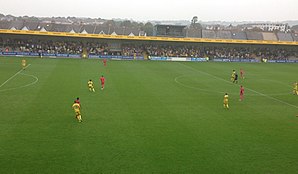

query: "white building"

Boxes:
[250, 23, 289, 32]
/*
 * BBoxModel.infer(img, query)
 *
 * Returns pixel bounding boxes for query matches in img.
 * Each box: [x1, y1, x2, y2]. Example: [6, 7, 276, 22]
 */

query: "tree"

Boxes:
[105, 20, 116, 27]
[137, 22, 144, 28]
[190, 16, 202, 29]
[191, 16, 198, 24]
[143, 22, 153, 36]
[120, 20, 132, 27]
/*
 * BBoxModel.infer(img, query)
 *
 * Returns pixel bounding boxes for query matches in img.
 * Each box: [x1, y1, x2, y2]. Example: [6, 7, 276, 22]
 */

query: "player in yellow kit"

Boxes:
[72, 101, 82, 122]
[223, 93, 229, 109]
[231, 70, 236, 82]
[293, 82, 298, 95]
[88, 79, 95, 92]
[22, 59, 26, 70]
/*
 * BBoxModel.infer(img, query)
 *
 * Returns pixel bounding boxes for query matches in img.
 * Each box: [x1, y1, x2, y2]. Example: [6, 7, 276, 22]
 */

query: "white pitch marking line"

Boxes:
[178, 63, 298, 109]
[0, 73, 39, 92]
[174, 75, 291, 96]
[0, 64, 31, 88]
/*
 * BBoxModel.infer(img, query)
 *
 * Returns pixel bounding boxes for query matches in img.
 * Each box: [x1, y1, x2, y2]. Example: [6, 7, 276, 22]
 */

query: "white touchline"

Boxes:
[0, 64, 31, 88]
[178, 63, 298, 109]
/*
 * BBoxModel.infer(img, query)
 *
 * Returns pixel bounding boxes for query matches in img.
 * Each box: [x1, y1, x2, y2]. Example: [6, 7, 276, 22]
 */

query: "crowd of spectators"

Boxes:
[143, 44, 298, 60]
[254, 48, 296, 60]
[122, 44, 144, 57]
[1, 38, 83, 54]
[86, 42, 109, 55]
[0, 38, 297, 60]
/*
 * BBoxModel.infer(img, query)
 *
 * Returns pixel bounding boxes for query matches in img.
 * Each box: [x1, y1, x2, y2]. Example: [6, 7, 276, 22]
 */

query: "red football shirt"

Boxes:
[100, 77, 105, 84]
[240, 87, 244, 94]
[103, 59, 107, 66]
[240, 69, 244, 76]
[75, 99, 80, 105]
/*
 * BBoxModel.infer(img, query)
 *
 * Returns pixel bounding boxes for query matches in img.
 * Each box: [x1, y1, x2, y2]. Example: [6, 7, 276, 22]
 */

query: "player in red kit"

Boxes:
[239, 85, 244, 101]
[100, 75, 105, 90]
[240, 68, 245, 79]
[75, 97, 81, 107]
[75, 97, 80, 104]
[102, 58, 107, 66]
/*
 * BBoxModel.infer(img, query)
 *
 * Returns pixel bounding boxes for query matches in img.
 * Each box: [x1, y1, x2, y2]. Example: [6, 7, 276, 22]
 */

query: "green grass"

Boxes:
[0, 56, 297, 173]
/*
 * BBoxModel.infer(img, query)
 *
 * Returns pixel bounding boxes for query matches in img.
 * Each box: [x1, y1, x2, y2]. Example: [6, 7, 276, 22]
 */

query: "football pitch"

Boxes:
[0, 56, 297, 173]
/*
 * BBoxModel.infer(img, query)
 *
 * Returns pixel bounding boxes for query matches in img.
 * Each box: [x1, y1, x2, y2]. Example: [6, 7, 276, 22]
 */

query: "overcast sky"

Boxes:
[0, 0, 297, 22]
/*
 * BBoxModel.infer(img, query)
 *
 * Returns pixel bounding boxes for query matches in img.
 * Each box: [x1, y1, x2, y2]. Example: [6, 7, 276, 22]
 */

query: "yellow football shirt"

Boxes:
[223, 95, 229, 104]
[88, 81, 94, 87]
[72, 103, 80, 112]
[22, 59, 26, 67]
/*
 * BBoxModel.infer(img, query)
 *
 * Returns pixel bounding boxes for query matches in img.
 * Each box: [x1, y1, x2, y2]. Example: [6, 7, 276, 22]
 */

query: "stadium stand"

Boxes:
[254, 46, 298, 60]
[231, 31, 247, 40]
[216, 30, 232, 39]
[262, 32, 278, 41]
[202, 30, 216, 38]
[246, 31, 264, 40]
[276, 33, 294, 41]
[144, 44, 205, 58]
[1, 18, 298, 42]
[0, 36, 297, 60]
[203, 46, 254, 59]
[86, 42, 110, 55]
